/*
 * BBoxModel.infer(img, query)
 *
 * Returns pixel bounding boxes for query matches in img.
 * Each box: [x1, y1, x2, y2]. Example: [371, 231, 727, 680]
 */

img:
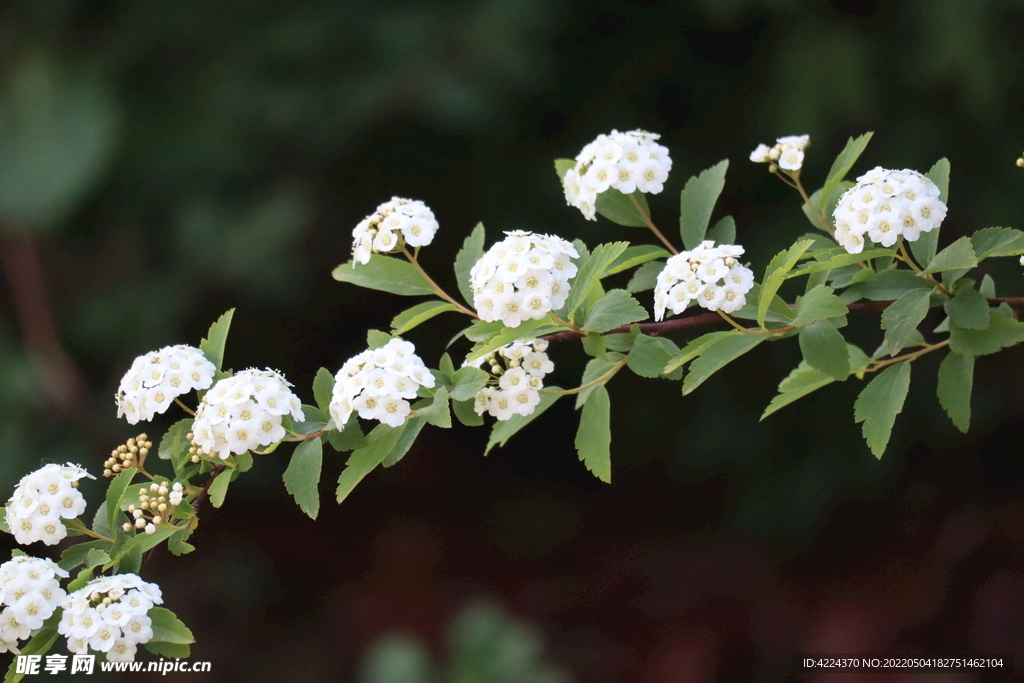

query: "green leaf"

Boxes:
[390, 300, 457, 335]
[603, 244, 671, 276]
[167, 528, 196, 556]
[706, 215, 736, 245]
[554, 158, 574, 180]
[911, 158, 950, 266]
[145, 642, 192, 659]
[367, 329, 393, 349]
[944, 285, 989, 330]
[575, 385, 611, 483]
[804, 183, 852, 232]
[438, 353, 455, 379]
[200, 308, 235, 372]
[626, 333, 675, 378]
[791, 248, 894, 276]
[732, 282, 796, 324]
[842, 269, 933, 301]
[336, 423, 407, 503]
[682, 333, 765, 395]
[208, 470, 231, 508]
[453, 398, 484, 426]
[880, 289, 933, 356]
[679, 159, 729, 250]
[664, 330, 734, 373]
[59, 540, 111, 572]
[313, 368, 335, 414]
[595, 188, 652, 228]
[761, 361, 834, 420]
[454, 222, 486, 305]
[818, 132, 874, 213]
[798, 320, 850, 380]
[567, 242, 630, 317]
[792, 285, 848, 327]
[105, 467, 137, 535]
[85, 548, 111, 569]
[449, 367, 489, 401]
[149, 607, 195, 645]
[110, 525, 177, 566]
[327, 414, 367, 452]
[466, 317, 549, 364]
[920, 236, 977, 275]
[575, 358, 617, 409]
[382, 417, 425, 467]
[417, 386, 451, 428]
[758, 239, 816, 327]
[949, 311, 1024, 356]
[970, 226, 1024, 260]
[283, 437, 323, 520]
[485, 388, 562, 455]
[580, 289, 648, 333]
[937, 351, 973, 432]
[332, 254, 434, 296]
[626, 260, 664, 293]
[0, 509, 8, 534]
[854, 363, 911, 458]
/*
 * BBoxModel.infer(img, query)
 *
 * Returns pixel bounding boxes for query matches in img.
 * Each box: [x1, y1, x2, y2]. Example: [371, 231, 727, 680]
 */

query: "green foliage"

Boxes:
[313, 367, 335, 414]
[682, 332, 766, 395]
[758, 239, 815, 327]
[454, 223, 487, 305]
[337, 423, 409, 503]
[283, 437, 324, 519]
[948, 311, 1024, 355]
[595, 188, 652, 227]
[761, 362, 833, 420]
[818, 132, 874, 214]
[854, 363, 912, 458]
[843, 269, 933, 301]
[911, 158, 951, 265]
[208, 470, 232, 508]
[148, 607, 195, 645]
[920, 236, 977, 276]
[603, 244, 671, 276]
[626, 260, 664, 293]
[449, 367, 490, 401]
[417, 387, 452, 429]
[798, 320, 849, 380]
[391, 301, 458, 335]
[200, 308, 235, 372]
[792, 285, 848, 327]
[626, 333, 676, 379]
[707, 215, 736, 245]
[937, 351, 973, 432]
[944, 283, 989, 330]
[575, 385, 611, 483]
[382, 417, 426, 467]
[679, 159, 729, 250]
[328, 414, 368, 452]
[879, 289, 933, 357]
[333, 255, 435, 295]
[105, 467, 138, 535]
[580, 289, 648, 333]
[567, 242, 629, 318]
[970, 226, 1024, 260]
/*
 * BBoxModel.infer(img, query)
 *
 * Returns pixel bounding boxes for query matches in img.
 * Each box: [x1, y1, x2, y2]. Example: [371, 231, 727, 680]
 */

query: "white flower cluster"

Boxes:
[750, 135, 810, 171]
[469, 339, 553, 421]
[832, 167, 947, 254]
[351, 197, 439, 265]
[58, 573, 163, 662]
[330, 338, 435, 428]
[562, 129, 673, 220]
[0, 556, 69, 654]
[471, 231, 579, 327]
[116, 345, 215, 425]
[191, 369, 304, 459]
[654, 241, 755, 320]
[5, 464, 93, 546]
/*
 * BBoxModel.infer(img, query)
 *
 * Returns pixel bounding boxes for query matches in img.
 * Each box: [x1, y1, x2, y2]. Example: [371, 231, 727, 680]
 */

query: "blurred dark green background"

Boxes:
[2, 0, 1023, 681]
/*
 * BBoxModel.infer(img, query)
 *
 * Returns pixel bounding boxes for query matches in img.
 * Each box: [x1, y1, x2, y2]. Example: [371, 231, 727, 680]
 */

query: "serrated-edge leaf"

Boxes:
[758, 239, 815, 327]
[937, 351, 973, 432]
[199, 308, 235, 372]
[920, 236, 977, 275]
[854, 362, 911, 458]
[454, 222, 486, 305]
[312, 367, 335, 413]
[580, 289, 648, 333]
[336, 423, 407, 503]
[144, 641, 192, 659]
[450, 366, 489, 401]
[819, 132, 874, 212]
[327, 413, 367, 452]
[416, 386, 451, 428]
[208, 470, 231, 508]
[679, 159, 729, 250]
[105, 467, 137, 535]
[798, 320, 850, 380]
[603, 244, 671, 276]
[485, 388, 562, 455]
[760, 361, 835, 420]
[943, 285, 989, 330]
[664, 331, 733, 373]
[148, 607, 195, 645]
[626, 333, 673, 378]
[382, 417, 425, 467]
[452, 397, 484, 426]
[283, 437, 323, 519]
[574, 359, 616, 409]
[567, 242, 630, 316]
[367, 329, 393, 349]
[911, 158, 950, 265]
[948, 311, 1024, 356]
[880, 288, 933, 356]
[554, 158, 575, 180]
[706, 215, 736, 245]
[332, 254, 434, 296]
[970, 226, 1024, 260]
[792, 285, 848, 327]
[575, 385, 611, 483]
[626, 260, 664, 293]
[390, 300, 457, 335]
[682, 333, 765, 395]
[595, 188, 652, 227]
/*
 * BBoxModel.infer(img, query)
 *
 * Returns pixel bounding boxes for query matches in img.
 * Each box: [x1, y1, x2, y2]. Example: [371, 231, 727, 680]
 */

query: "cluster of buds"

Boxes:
[103, 434, 152, 477]
[122, 481, 184, 535]
[749, 134, 810, 172]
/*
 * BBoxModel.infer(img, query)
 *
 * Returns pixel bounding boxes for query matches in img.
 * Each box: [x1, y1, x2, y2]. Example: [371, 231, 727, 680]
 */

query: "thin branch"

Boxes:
[627, 194, 678, 254]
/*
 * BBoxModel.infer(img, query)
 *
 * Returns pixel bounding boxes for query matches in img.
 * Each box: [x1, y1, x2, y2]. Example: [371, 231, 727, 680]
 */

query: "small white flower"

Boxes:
[6, 464, 93, 546]
[750, 134, 810, 172]
[350, 197, 440, 264]
[59, 574, 161, 663]
[654, 242, 755, 320]
[469, 340, 553, 421]
[116, 345, 215, 424]
[330, 338, 434, 428]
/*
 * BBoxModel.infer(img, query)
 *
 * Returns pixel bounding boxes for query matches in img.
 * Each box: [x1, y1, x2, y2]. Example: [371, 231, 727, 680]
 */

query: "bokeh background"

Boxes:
[1, 0, 1024, 681]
